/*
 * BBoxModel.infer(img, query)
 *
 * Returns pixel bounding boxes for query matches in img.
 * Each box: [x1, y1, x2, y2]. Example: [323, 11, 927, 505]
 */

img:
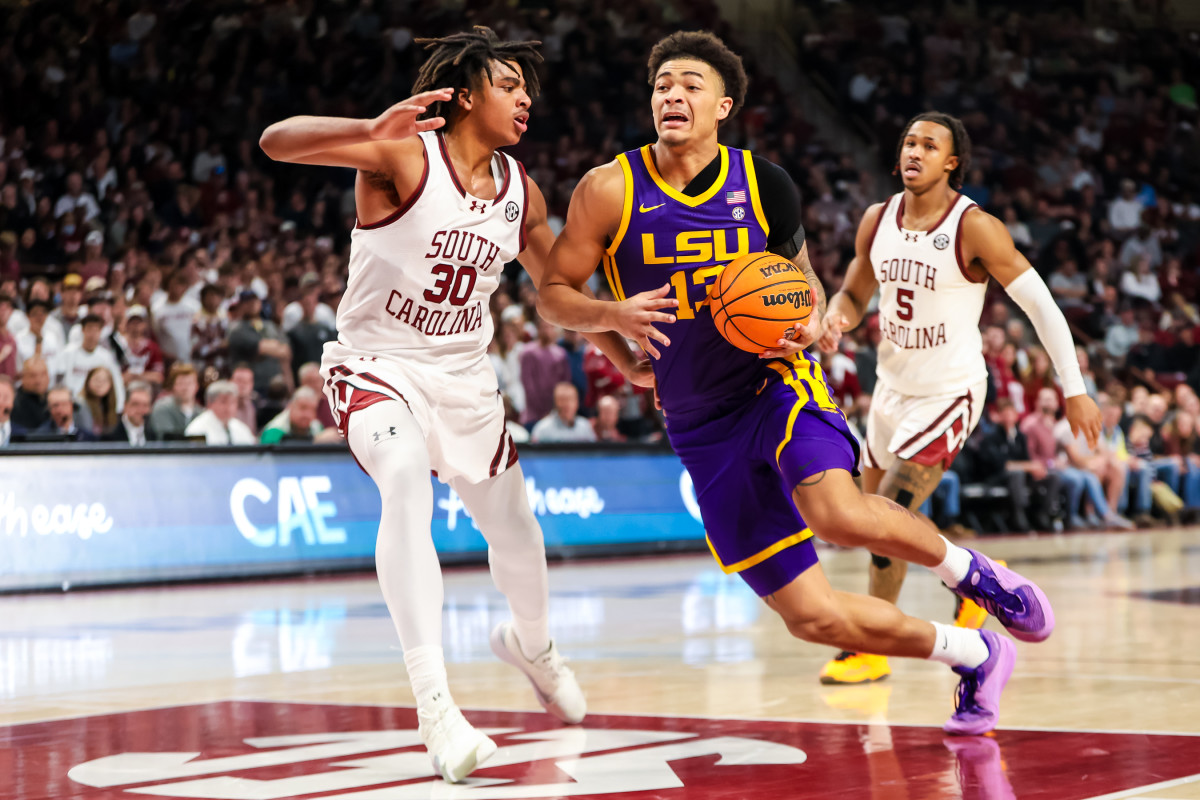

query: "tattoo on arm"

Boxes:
[881, 497, 920, 521]
[796, 247, 826, 316]
[798, 470, 828, 487]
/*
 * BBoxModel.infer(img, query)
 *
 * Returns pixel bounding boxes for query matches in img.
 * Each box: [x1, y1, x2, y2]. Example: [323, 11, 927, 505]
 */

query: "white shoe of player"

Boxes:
[417, 693, 497, 783]
[490, 622, 587, 724]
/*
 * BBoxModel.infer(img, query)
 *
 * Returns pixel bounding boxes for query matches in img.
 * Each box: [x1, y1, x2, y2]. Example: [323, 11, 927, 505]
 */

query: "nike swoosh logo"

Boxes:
[639, 202, 666, 213]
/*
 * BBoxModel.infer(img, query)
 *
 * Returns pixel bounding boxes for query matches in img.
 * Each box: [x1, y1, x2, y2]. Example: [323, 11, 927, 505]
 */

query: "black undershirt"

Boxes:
[681, 152, 805, 258]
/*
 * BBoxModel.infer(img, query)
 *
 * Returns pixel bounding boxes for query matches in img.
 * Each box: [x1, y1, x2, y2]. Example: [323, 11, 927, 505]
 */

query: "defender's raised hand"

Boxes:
[368, 89, 455, 140]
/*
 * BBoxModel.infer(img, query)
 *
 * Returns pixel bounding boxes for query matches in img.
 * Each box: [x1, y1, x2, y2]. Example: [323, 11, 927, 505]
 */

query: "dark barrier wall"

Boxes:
[0, 445, 708, 591]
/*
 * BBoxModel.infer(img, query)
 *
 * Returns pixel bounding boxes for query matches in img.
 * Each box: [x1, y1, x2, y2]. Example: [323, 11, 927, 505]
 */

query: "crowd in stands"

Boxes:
[0, 1, 1197, 532]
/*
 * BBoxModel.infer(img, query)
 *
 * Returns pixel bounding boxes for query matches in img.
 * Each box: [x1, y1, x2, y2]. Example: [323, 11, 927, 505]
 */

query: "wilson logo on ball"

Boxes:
[762, 291, 811, 310]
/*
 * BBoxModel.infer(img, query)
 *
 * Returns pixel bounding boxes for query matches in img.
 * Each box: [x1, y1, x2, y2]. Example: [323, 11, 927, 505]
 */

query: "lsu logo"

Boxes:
[642, 228, 749, 265]
[762, 290, 811, 310]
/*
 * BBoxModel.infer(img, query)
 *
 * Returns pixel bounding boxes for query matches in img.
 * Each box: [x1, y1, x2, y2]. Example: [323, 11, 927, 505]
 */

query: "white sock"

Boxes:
[511, 613, 551, 662]
[404, 645, 451, 707]
[930, 535, 973, 588]
[927, 622, 989, 669]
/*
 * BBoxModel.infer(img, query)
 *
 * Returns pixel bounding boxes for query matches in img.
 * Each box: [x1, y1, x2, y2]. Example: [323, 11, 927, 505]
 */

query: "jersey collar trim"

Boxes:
[895, 191, 963, 234]
[640, 144, 728, 208]
[436, 131, 511, 204]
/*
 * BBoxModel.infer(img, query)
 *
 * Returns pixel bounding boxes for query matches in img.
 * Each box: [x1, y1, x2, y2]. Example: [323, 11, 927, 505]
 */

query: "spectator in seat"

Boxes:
[519, 316, 570, 429]
[1162, 411, 1200, 510]
[103, 381, 155, 445]
[150, 362, 201, 438]
[1102, 394, 1158, 527]
[59, 314, 126, 412]
[1104, 305, 1141, 361]
[1120, 256, 1163, 307]
[191, 283, 229, 375]
[1048, 259, 1089, 310]
[15, 299, 64, 375]
[0, 375, 27, 446]
[980, 398, 1062, 531]
[592, 395, 626, 443]
[119, 305, 164, 385]
[0, 294, 18, 379]
[1054, 391, 1134, 530]
[260, 386, 325, 444]
[230, 362, 259, 433]
[1118, 226, 1163, 271]
[531, 382, 596, 444]
[50, 274, 86, 340]
[227, 290, 291, 397]
[12, 357, 51, 430]
[153, 271, 200, 365]
[79, 366, 119, 437]
[297, 362, 336, 429]
[184, 379, 256, 445]
[286, 275, 337, 374]
[36, 385, 96, 442]
[1107, 178, 1143, 236]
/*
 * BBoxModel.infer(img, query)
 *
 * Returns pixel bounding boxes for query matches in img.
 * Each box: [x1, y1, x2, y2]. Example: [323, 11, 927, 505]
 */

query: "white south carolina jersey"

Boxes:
[868, 191, 988, 396]
[328, 130, 528, 372]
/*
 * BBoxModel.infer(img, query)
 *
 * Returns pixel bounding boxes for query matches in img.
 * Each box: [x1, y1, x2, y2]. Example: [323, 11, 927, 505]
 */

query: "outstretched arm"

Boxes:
[818, 202, 884, 354]
[259, 89, 452, 170]
[964, 208, 1101, 448]
[519, 178, 648, 384]
[537, 163, 678, 359]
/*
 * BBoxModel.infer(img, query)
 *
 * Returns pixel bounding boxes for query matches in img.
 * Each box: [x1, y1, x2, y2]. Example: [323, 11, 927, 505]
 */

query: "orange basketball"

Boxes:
[709, 252, 813, 352]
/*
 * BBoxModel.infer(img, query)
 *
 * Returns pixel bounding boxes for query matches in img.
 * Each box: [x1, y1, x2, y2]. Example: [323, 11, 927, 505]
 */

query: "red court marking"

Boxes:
[3, 701, 1198, 800]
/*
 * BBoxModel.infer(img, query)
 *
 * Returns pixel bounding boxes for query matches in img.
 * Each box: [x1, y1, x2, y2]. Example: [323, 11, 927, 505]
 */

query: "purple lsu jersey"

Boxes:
[603, 144, 835, 428]
[602, 145, 860, 596]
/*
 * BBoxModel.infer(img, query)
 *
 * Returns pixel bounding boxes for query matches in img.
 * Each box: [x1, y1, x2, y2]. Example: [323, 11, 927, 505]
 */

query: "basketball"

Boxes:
[709, 252, 813, 352]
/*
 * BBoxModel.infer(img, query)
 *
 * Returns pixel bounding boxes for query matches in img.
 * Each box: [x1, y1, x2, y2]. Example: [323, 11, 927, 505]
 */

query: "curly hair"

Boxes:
[412, 26, 542, 131]
[894, 112, 972, 189]
[646, 31, 748, 120]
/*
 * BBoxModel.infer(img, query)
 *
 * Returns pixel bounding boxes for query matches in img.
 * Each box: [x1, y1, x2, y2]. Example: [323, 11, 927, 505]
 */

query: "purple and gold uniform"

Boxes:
[604, 144, 860, 596]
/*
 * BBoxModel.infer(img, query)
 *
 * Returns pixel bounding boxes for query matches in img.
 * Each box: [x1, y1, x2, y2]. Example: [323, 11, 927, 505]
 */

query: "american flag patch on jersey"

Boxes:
[726, 190, 747, 204]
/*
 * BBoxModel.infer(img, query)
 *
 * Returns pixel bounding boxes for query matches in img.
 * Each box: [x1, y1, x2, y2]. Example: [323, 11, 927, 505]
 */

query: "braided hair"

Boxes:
[413, 26, 542, 131]
[894, 112, 971, 189]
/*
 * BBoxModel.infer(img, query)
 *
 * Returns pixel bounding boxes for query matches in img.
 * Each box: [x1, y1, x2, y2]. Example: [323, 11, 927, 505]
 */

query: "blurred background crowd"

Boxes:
[0, 0, 1197, 533]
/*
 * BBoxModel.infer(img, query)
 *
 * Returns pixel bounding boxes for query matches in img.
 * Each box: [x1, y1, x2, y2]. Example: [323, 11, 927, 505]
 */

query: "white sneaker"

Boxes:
[490, 622, 587, 724]
[417, 693, 497, 783]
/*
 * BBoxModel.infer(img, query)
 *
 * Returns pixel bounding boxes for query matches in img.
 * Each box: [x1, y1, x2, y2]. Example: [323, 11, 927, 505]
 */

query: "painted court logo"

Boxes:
[68, 713, 806, 799]
[35, 701, 1200, 800]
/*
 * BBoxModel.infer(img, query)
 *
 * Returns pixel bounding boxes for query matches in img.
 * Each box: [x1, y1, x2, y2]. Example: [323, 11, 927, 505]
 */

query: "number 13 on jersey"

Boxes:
[667, 265, 724, 320]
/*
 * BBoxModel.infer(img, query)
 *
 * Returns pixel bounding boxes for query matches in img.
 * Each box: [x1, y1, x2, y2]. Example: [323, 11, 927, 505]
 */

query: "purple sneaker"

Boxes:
[953, 550, 1055, 642]
[944, 629, 1016, 736]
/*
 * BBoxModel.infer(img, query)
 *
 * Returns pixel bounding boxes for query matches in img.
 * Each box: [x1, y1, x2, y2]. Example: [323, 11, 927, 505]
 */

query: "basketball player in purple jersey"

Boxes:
[539, 31, 1054, 734]
[815, 113, 1102, 686]
[261, 28, 649, 781]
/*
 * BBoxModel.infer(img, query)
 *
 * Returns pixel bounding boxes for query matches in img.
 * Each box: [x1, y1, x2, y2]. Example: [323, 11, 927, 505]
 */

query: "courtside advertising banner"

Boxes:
[0, 447, 705, 591]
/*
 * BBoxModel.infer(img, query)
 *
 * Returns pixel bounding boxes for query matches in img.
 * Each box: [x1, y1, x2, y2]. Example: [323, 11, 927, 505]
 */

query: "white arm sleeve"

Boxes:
[1003, 269, 1088, 397]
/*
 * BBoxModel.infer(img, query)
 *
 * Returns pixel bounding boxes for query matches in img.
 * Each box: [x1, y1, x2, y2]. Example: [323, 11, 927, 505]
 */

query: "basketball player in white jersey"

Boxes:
[816, 112, 1102, 685]
[260, 28, 649, 783]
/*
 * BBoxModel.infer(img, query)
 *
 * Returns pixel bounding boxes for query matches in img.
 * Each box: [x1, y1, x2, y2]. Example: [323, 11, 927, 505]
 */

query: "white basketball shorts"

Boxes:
[863, 377, 987, 472]
[321, 350, 516, 485]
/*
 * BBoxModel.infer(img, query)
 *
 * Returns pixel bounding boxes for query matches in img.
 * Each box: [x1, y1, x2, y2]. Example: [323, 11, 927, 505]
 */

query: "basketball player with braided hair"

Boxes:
[261, 27, 650, 782]
[815, 113, 1101, 686]
[540, 33, 1057, 736]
